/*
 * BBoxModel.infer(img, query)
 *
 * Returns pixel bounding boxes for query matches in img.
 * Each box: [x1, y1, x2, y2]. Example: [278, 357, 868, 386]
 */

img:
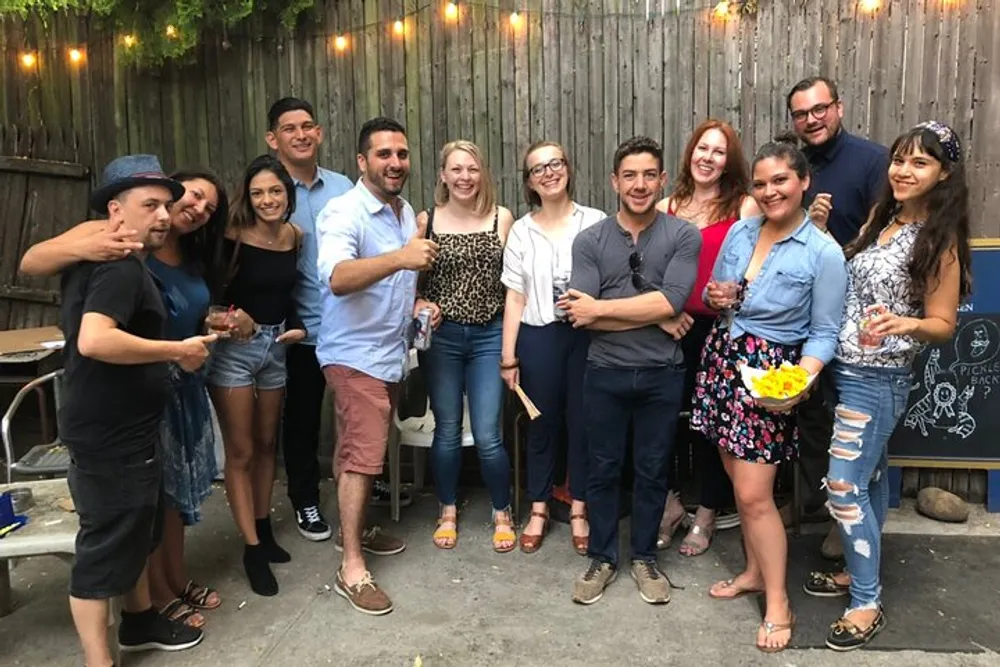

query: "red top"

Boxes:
[668, 200, 739, 317]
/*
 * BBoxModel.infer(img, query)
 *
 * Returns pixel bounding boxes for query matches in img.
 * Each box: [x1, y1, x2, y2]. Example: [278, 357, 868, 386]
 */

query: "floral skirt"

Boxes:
[161, 363, 217, 525]
[690, 324, 802, 464]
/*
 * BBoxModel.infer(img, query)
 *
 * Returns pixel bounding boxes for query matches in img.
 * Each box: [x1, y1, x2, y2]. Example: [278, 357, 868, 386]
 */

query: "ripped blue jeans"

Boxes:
[826, 361, 912, 612]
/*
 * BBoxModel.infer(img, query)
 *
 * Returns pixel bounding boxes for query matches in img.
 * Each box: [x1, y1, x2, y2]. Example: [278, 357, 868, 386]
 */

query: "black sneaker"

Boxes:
[826, 607, 886, 651]
[295, 505, 332, 541]
[369, 480, 412, 508]
[119, 608, 203, 653]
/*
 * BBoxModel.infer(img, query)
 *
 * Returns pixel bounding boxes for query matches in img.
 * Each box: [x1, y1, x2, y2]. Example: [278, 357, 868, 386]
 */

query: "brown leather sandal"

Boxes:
[518, 510, 549, 553]
[570, 512, 589, 555]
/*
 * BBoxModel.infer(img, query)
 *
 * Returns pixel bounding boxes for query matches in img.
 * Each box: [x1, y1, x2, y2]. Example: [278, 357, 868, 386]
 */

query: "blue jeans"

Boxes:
[517, 322, 589, 502]
[421, 317, 510, 511]
[827, 361, 913, 611]
[585, 365, 685, 567]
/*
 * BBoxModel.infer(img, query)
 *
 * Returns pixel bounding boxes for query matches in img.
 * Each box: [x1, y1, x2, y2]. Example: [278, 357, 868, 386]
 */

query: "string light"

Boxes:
[165, 25, 178, 39]
[393, 20, 405, 36]
[444, 2, 459, 21]
[68, 48, 84, 64]
[122, 34, 138, 48]
[713, 1, 730, 18]
[19, 51, 36, 69]
[859, 0, 880, 12]
[334, 35, 348, 51]
[510, 11, 522, 29]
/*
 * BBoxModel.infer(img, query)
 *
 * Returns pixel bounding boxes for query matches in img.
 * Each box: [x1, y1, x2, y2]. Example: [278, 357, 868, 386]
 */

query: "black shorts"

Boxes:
[67, 447, 164, 600]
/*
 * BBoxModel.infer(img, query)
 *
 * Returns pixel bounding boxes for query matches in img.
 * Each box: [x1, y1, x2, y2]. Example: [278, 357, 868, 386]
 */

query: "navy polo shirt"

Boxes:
[803, 129, 889, 247]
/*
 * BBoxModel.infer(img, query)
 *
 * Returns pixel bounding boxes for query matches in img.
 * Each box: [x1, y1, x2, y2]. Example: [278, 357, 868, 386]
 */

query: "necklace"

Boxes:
[249, 226, 281, 246]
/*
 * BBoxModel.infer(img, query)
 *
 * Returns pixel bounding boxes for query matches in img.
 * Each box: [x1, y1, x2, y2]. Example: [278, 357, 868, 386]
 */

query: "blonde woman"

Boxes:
[500, 141, 605, 554]
[414, 141, 517, 552]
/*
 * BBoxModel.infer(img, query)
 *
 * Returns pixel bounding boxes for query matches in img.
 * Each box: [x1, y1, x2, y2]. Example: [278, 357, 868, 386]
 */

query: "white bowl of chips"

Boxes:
[740, 362, 817, 412]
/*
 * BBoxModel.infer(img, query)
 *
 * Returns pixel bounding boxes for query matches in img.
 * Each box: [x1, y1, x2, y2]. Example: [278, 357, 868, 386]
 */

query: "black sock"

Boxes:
[243, 543, 278, 596]
[256, 516, 291, 563]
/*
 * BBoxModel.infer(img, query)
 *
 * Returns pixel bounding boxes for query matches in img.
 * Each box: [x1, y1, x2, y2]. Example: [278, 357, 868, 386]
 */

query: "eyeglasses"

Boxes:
[629, 251, 654, 293]
[790, 100, 838, 123]
[528, 158, 567, 178]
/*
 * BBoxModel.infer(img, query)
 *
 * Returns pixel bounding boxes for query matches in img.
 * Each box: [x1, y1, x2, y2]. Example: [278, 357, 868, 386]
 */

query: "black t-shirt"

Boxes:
[58, 256, 169, 460]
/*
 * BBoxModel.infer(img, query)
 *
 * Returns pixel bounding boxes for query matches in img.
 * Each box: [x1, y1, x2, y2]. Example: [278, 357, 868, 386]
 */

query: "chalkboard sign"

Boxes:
[889, 244, 1000, 464]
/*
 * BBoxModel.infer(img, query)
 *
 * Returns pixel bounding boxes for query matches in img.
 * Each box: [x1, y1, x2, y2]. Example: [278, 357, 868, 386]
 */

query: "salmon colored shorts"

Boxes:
[323, 364, 398, 478]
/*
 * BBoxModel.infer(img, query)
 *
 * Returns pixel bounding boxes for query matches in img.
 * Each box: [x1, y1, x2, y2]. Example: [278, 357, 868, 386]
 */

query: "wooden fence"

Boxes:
[2, 0, 999, 500]
[1, 0, 999, 227]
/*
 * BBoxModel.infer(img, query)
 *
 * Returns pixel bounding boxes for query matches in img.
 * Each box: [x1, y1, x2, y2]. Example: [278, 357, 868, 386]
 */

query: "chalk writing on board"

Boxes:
[902, 318, 1000, 440]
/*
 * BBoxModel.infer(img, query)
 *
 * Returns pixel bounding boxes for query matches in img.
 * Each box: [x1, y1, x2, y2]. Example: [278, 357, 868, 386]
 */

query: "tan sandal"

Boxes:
[570, 512, 588, 555]
[708, 578, 764, 600]
[757, 614, 796, 653]
[519, 510, 549, 553]
[433, 513, 458, 550]
[492, 510, 516, 554]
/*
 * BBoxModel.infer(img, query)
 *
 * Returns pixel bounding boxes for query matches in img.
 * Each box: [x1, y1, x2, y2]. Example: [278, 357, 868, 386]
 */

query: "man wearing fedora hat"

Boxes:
[60, 155, 216, 665]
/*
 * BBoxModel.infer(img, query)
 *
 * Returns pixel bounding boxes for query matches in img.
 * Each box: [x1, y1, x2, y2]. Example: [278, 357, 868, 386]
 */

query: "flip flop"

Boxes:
[757, 614, 796, 653]
[708, 578, 764, 600]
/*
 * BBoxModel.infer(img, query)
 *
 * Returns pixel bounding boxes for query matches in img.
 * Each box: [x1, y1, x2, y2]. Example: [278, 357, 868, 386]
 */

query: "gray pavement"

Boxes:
[1, 481, 998, 667]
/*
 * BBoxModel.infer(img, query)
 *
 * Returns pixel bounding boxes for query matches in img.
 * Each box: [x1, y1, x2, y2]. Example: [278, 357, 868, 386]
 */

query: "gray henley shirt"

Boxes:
[569, 212, 702, 369]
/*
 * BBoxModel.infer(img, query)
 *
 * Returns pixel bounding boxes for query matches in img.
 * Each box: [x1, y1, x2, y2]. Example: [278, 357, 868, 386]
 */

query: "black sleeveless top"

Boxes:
[220, 237, 304, 330]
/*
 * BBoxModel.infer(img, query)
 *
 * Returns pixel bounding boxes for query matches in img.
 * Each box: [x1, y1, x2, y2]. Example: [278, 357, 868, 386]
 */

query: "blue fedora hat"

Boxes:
[90, 154, 186, 213]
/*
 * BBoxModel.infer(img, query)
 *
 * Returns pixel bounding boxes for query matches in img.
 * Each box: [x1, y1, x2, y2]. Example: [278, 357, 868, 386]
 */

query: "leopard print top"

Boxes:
[422, 209, 505, 325]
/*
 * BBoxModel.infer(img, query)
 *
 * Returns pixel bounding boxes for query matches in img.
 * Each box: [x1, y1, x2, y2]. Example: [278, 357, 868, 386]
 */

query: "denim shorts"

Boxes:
[207, 323, 287, 390]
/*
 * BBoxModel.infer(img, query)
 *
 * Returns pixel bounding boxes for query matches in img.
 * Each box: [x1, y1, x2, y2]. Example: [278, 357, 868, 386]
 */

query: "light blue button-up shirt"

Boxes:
[315, 179, 418, 382]
[289, 166, 353, 344]
[710, 214, 848, 363]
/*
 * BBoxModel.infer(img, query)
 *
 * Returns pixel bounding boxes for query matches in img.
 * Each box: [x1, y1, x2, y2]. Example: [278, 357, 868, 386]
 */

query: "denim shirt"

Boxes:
[289, 167, 353, 345]
[316, 180, 418, 382]
[709, 214, 848, 363]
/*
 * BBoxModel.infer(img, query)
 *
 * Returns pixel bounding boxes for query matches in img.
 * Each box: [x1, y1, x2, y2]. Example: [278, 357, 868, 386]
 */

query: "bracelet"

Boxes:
[499, 358, 519, 370]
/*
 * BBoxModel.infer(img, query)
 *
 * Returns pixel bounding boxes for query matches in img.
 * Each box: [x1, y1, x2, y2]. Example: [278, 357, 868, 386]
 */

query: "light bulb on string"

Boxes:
[713, 1, 731, 19]
[510, 11, 522, 29]
[444, 2, 459, 21]
[334, 35, 348, 52]
[859, 0, 880, 12]
[68, 48, 84, 65]
[393, 20, 405, 36]
[165, 25, 178, 39]
[20, 51, 37, 69]
[122, 34, 138, 48]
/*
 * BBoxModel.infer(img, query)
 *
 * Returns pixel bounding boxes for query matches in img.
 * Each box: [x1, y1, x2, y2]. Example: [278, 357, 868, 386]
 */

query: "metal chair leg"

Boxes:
[109, 596, 122, 666]
[388, 425, 401, 523]
[513, 412, 525, 526]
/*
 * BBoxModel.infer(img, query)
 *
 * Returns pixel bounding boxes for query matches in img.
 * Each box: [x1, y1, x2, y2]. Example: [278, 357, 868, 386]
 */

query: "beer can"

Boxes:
[552, 275, 569, 321]
[414, 307, 433, 351]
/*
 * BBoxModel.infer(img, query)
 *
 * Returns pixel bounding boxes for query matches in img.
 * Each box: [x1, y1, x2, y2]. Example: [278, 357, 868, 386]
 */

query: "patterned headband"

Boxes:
[914, 120, 961, 162]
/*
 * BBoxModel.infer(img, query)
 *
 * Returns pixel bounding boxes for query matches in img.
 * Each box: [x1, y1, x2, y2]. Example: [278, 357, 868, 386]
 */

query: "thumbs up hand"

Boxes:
[397, 215, 439, 270]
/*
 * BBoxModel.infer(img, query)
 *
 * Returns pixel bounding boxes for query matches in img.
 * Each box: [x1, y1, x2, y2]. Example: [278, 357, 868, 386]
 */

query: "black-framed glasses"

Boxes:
[629, 251, 654, 292]
[790, 100, 838, 123]
[528, 158, 567, 177]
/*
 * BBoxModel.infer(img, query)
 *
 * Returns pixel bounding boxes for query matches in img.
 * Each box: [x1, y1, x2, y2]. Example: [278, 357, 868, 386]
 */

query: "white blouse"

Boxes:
[501, 203, 607, 326]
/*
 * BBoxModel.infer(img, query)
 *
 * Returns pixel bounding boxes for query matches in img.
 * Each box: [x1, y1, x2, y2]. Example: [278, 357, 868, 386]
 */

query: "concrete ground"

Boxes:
[1, 482, 998, 667]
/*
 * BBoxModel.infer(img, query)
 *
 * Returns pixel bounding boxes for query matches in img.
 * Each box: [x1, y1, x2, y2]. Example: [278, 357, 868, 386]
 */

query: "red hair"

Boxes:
[670, 120, 750, 222]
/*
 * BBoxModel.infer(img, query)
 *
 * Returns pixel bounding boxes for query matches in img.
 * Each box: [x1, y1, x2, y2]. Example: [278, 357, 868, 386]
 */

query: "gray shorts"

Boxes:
[207, 323, 287, 390]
